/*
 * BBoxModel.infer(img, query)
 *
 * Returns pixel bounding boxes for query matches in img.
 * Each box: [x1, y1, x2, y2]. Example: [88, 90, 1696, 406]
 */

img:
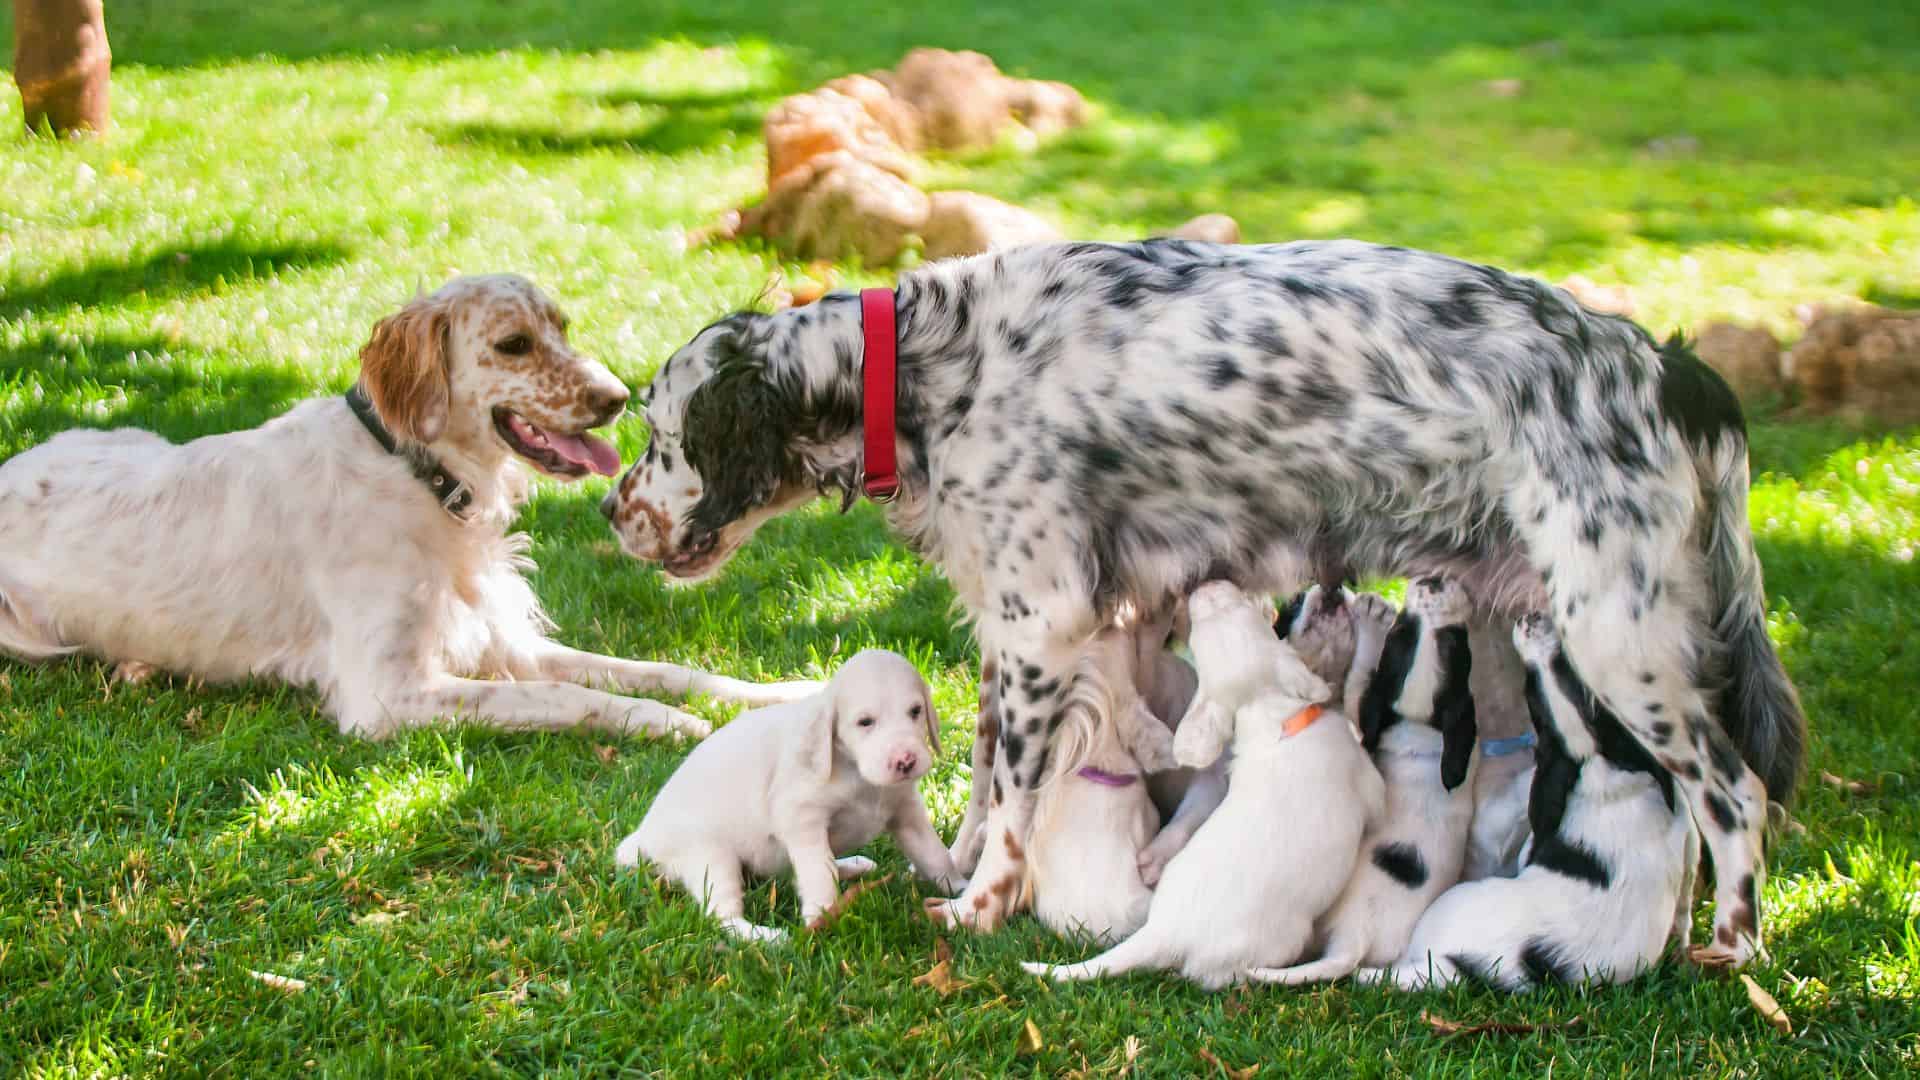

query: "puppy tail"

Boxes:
[0, 572, 74, 662]
[1675, 339, 1807, 806]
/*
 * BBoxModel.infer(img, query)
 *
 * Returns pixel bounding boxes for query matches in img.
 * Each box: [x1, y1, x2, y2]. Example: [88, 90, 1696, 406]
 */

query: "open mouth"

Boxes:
[660, 533, 734, 581]
[492, 408, 623, 479]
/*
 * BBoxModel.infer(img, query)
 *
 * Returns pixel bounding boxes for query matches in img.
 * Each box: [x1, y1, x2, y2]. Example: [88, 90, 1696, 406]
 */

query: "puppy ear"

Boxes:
[1271, 644, 1333, 705]
[1172, 693, 1232, 768]
[359, 294, 453, 444]
[920, 683, 940, 754]
[806, 696, 838, 781]
[1357, 613, 1419, 753]
[1434, 625, 1478, 791]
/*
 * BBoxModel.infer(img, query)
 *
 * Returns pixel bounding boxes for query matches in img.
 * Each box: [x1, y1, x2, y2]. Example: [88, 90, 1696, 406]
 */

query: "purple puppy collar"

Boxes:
[1076, 766, 1140, 787]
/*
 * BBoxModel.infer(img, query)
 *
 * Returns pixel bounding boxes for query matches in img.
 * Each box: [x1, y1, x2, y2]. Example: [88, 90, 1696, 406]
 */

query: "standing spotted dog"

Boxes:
[604, 239, 1805, 966]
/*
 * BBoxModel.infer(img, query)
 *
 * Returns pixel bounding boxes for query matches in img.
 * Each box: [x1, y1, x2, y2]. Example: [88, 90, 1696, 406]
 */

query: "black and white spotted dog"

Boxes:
[604, 239, 1804, 966]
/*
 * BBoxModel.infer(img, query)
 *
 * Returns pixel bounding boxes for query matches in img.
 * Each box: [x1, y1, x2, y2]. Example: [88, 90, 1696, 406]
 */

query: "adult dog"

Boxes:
[604, 239, 1805, 966]
[0, 275, 812, 739]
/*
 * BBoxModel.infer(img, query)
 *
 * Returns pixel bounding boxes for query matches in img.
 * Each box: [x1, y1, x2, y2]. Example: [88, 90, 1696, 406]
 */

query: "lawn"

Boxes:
[2, 0, 1918, 1074]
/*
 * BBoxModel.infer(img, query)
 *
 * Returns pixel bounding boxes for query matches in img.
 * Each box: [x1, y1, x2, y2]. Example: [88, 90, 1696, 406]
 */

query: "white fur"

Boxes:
[615, 650, 966, 941]
[0, 275, 815, 739]
[1022, 582, 1384, 989]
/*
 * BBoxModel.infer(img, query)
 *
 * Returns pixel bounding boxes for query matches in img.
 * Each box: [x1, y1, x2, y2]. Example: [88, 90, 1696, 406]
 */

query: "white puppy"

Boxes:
[1024, 627, 1180, 944]
[1248, 576, 1479, 986]
[1360, 614, 1696, 990]
[1021, 581, 1384, 989]
[615, 650, 967, 941]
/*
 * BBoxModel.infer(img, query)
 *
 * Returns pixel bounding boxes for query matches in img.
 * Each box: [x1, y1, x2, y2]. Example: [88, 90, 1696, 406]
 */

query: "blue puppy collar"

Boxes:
[1482, 732, 1538, 758]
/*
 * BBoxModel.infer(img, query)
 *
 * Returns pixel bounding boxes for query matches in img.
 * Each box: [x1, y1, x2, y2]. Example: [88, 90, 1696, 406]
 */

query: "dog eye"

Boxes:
[856, 715, 876, 728]
[496, 334, 532, 355]
[908, 704, 923, 719]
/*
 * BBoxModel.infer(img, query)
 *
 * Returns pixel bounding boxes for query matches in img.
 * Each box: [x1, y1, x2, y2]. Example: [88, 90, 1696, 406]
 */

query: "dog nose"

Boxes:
[599, 489, 617, 521]
[890, 750, 920, 778]
[585, 384, 630, 425]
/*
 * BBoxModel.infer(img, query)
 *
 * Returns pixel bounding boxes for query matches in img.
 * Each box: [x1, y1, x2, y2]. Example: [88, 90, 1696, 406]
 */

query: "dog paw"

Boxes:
[1511, 611, 1560, 663]
[723, 919, 789, 944]
[834, 856, 878, 880]
[922, 893, 1004, 933]
[112, 660, 159, 685]
[1686, 941, 1755, 973]
[1137, 835, 1183, 887]
[1349, 593, 1397, 637]
[1407, 576, 1471, 626]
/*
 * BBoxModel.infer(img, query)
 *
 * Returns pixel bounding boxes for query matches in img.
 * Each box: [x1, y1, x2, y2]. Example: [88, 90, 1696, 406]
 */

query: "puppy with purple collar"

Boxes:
[615, 650, 967, 941]
[1248, 576, 1478, 985]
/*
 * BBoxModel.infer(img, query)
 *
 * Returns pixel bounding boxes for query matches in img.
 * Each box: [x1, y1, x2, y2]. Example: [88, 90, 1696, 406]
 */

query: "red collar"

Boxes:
[860, 288, 899, 501]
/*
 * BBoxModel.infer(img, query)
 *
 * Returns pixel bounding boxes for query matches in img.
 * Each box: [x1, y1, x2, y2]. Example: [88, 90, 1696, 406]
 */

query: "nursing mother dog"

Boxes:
[604, 239, 1805, 968]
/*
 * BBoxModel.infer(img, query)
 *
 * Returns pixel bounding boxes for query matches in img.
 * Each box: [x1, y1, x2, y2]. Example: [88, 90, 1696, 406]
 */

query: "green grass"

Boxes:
[3, 1, 1919, 1074]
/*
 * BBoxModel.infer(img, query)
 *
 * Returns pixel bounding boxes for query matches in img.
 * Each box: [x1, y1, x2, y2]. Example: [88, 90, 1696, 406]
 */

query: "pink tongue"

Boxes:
[542, 430, 623, 476]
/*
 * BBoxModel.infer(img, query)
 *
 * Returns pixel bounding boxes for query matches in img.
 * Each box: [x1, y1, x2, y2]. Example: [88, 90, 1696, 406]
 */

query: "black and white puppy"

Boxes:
[1361, 614, 1696, 990]
[1249, 576, 1478, 985]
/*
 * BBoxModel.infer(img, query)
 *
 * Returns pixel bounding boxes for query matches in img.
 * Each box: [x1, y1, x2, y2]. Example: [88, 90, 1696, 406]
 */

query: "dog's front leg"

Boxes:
[891, 794, 970, 894]
[534, 644, 822, 706]
[926, 636, 1079, 933]
[362, 675, 710, 741]
[1138, 755, 1227, 886]
[779, 827, 842, 927]
[948, 660, 1000, 875]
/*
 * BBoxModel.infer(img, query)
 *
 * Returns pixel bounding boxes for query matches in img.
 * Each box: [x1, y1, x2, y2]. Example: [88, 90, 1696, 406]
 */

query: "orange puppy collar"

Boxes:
[1281, 703, 1325, 738]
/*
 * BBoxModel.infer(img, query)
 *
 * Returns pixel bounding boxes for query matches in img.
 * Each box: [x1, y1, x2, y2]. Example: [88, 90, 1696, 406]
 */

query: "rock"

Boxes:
[1558, 274, 1636, 317]
[886, 48, 1016, 151]
[740, 151, 930, 265]
[1694, 322, 1784, 401]
[1165, 213, 1241, 244]
[763, 86, 916, 189]
[919, 191, 1064, 261]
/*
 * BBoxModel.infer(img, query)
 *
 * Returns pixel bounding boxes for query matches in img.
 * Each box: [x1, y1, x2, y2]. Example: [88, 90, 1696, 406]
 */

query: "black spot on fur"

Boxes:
[1549, 652, 1677, 812]
[1704, 791, 1737, 833]
[1520, 938, 1576, 985]
[1205, 353, 1245, 389]
[1001, 732, 1025, 769]
[1657, 334, 1746, 448]
[1371, 842, 1429, 889]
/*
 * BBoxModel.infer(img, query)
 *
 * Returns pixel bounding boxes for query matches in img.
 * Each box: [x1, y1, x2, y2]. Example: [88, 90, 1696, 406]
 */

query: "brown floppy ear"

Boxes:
[359, 294, 452, 444]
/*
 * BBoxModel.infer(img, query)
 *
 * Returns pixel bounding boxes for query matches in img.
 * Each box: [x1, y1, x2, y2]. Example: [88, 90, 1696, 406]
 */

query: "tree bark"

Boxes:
[12, 0, 111, 136]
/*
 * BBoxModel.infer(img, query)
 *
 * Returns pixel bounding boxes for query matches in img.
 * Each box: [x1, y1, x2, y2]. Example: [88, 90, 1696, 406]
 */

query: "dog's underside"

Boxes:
[608, 239, 1807, 966]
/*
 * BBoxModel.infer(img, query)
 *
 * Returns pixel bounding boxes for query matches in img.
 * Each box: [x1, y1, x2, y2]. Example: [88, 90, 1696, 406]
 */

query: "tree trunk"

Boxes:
[12, 0, 111, 136]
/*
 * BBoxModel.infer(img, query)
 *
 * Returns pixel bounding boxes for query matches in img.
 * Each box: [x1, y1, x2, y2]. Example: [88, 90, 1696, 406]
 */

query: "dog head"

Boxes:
[1177, 581, 1333, 766]
[1275, 584, 1361, 688]
[358, 274, 628, 480]
[809, 649, 940, 786]
[602, 303, 864, 583]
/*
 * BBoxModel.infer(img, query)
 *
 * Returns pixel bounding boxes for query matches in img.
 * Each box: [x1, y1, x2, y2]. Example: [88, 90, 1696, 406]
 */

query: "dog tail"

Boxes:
[1664, 335, 1807, 805]
[0, 571, 74, 662]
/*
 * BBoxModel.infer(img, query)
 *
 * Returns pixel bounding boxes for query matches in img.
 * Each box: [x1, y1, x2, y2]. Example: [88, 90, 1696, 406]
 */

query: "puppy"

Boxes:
[1463, 616, 1538, 881]
[615, 650, 966, 941]
[1021, 581, 1384, 989]
[1360, 615, 1695, 990]
[1273, 584, 1398, 717]
[1025, 628, 1180, 944]
[1248, 576, 1478, 985]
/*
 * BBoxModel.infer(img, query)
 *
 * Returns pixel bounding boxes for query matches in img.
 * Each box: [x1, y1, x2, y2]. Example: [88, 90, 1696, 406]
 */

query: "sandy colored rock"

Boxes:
[1558, 274, 1636, 317]
[13, 0, 112, 135]
[763, 86, 916, 188]
[1788, 304, 1920, 424]
[741, 151, 930, 265]
[887, 48, 1016, 150]
[1694, 322, 1783, 402]
[1007, 79, 1088, 138]
[919, 191, 1064, 261]
[1165, 213, 1241, 244]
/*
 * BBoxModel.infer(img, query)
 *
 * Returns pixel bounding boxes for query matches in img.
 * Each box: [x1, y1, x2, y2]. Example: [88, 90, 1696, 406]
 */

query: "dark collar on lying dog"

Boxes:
[1482, 731, 1538, 758]
[345, 384, 475, 520]
[1075, 766, 1140, 787]
[859, 287, 900, 503]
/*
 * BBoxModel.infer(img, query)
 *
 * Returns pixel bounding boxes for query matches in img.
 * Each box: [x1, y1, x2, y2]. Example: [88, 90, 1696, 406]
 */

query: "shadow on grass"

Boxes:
[0, 240, 352, 321]
[437, 102, 761, 156]
[0, 331, 315, 452]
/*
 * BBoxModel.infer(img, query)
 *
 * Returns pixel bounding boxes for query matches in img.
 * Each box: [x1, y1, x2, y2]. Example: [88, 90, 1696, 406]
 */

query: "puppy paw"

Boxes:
[922, 893, 1005, 933]
[1511, 611, 1560, 664]
[1136, 831, 1186, 887]
[1687, 939, 1758, 972]
[112, 660, 160, 685]
[1349, 593, 1397, 641]
[722, 919, 789, 943]
[1407, 575, 1471, 626]
[834, 856, 878, 880]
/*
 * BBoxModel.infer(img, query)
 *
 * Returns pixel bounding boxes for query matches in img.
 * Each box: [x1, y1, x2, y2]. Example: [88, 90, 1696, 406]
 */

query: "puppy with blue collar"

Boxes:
[1248, 576, 1479, 985]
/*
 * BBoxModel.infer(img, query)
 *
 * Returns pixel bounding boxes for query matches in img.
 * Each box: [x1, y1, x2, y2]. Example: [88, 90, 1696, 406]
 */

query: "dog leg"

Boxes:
[372, 676, 710, 740]
[1137, 757, 1226, 886]
[677, 856, 786, 942]
[1021, 929, 1171, 983]
[891, 796, 970, 893]
[1342, 592, 1397, 716]
[948, 660, 1000, 875]
[834, 856, 877, 880]
[781, 833, 842, 927]
[535, 644, 821, 706]
[1670, 821, 1701, 956]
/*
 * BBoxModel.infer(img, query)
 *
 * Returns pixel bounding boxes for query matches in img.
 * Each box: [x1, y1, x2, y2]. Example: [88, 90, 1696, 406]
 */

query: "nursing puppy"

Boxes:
[1025, 628, 1181, 944]
[1361, 614, 1695, 990]
[1273, 584, 1398, 717]
[1463, 616, 1538, 880]
[1248, 576, 1478, 986]
[1022, 581, 1384, 989]
[615, 650, 966, 941]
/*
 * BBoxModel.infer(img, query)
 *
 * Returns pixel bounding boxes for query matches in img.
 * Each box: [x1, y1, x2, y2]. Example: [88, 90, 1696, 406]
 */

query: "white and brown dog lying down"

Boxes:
[615, 650, 967, 941]
[1023, 582, 1385, 989]
[1362, 613, 1696, 990]
[0, 275, 814, 739]
[1249, 576, 1480, 986]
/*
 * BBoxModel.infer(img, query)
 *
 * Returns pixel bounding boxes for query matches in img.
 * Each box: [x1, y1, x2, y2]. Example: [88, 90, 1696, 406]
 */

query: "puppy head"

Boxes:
[359, 274, 628, 478]
[1277, 584, 1359, 688]
[815, 649, 939, 786]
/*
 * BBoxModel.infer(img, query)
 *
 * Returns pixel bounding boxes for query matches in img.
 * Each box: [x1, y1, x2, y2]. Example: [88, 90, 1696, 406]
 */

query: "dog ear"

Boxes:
[359, 294, 453, 444]
[1357, 612, 1418, 753]
[804, 695, 838, 781]
[920, 682, 941, 754]
[1172, 693, 1232, 768]
[681, 319, 813, 528]
[1433, 625, 1478, 791]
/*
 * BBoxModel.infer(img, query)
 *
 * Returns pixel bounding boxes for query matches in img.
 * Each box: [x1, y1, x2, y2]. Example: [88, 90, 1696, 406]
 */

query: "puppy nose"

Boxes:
[890, 750, 920, 777]
[585, 384, 630, 425]
[599, 489, 618, 521]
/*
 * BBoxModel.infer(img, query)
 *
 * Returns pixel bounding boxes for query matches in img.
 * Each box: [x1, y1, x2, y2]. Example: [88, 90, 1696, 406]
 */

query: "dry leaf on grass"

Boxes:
[804, 873, 894, 932]
[593, 744, 619, 764]
[248, 970, 308, 994]
[1017, 1017, 1044, 1055]
[1821, 771, 1875, 796]
[1421, 1010, 1583, 1037]
[912, 938, 965, 996]
[1741, 974, 1794, 1034]
[1197, 1047, 1258, 1078]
